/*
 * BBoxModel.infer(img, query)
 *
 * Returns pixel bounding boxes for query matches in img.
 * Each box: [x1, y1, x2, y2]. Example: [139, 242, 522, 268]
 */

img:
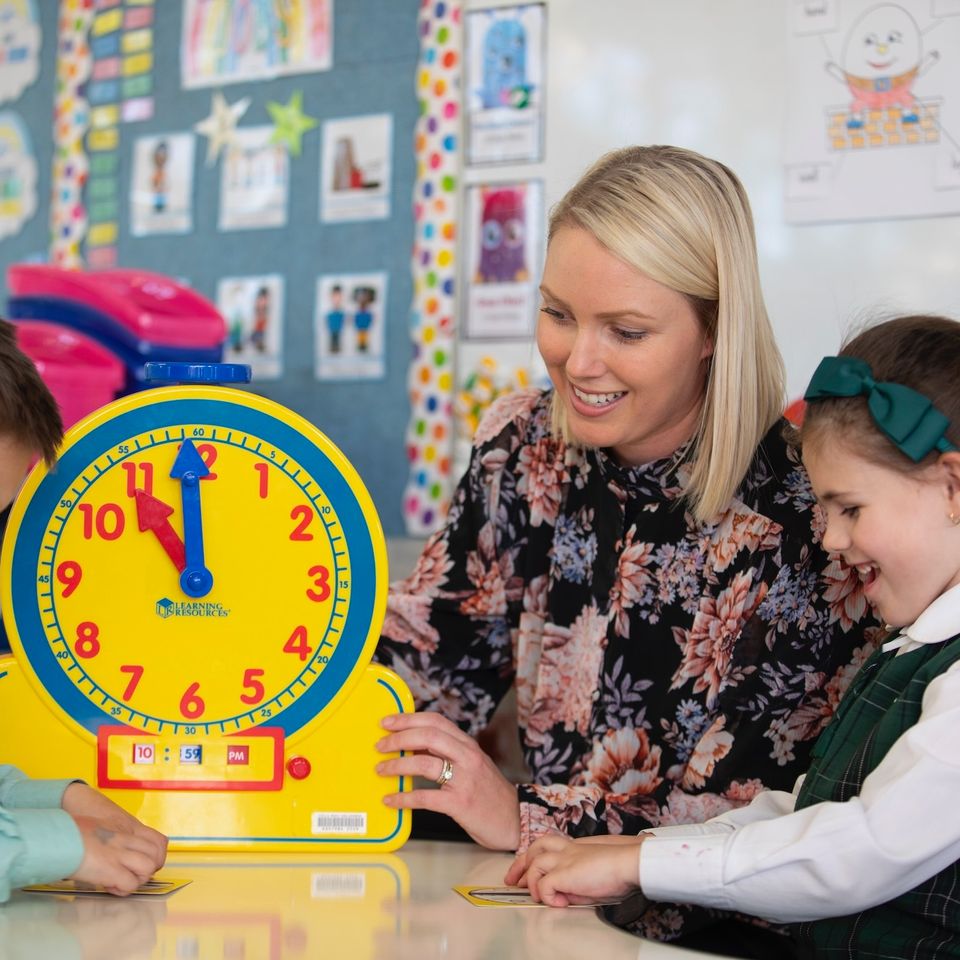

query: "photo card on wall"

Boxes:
[130, 132, 195, 236]
[216, 273, 286, 380]
[320, 114, 393, 222]
[219, 126, 290, 231]
[314, 271, 388, 380]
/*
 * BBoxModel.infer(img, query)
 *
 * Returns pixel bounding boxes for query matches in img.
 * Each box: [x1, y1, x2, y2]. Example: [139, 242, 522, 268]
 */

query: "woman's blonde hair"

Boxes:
[547, 144, 785, 523]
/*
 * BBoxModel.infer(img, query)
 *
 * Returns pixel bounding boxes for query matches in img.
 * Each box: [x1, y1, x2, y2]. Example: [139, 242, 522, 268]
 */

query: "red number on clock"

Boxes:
[179, 682, 205, 719]
[56, 560, 82, 598]
[78, 503, 125, 540]
[283, 625, 313, 661]
[196, 443, 219, 480]
[254, 462, 269, 499]
[74, 621, 100, 659]
[240, 668, 265, 705]
[306, 565, 331, 602]
[119, 664, 144, 701]
[121, 462, 154, 497]
[290, 505, 314, 541]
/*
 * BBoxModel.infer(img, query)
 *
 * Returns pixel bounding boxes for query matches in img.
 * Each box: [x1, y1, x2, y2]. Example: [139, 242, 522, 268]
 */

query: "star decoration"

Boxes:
[267, 91, 317, 157]
[194, 92, 251, 166]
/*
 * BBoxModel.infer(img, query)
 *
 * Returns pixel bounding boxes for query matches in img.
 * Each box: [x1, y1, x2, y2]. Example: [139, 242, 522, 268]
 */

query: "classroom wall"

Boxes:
[542, 0, 960, 399]
[5, 1, 960, 537]
[460, 0, 960, 408]
[0, 1, 419, 538]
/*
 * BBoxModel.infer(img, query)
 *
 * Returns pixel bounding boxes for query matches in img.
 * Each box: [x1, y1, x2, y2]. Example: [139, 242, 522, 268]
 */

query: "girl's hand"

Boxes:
[69, 817, 164, 896]
[62, 783, 168, 872]
[504, 834, 644, 907]
[376, 711, 521, 850]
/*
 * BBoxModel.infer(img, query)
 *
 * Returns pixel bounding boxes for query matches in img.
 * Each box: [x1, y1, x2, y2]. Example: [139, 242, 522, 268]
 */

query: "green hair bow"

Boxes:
[804, 356, 958, 462]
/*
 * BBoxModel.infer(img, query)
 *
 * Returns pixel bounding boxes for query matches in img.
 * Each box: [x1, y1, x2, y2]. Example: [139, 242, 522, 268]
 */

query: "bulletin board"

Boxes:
[0, 0, 421, 538]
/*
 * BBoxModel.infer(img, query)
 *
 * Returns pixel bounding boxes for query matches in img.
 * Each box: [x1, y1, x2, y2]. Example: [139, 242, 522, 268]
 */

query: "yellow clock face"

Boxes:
[2, 385, 386, 740]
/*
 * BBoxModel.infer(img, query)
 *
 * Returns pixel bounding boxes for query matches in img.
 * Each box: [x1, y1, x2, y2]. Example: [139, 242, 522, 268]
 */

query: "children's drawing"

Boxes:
[466, 4, 545, 165]
[475, 187, 528, 284]
[784, 0, 960, 223]
[151, 141, 168, 213]
[182, 0, 332, 88]
[480, 17, 530, 109]
[825, 4, 939, 133]
[464, 180, 542, 340]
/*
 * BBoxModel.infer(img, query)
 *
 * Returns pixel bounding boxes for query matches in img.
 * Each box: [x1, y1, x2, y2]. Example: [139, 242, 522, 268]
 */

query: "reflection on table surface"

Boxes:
[1, 840, 719, 959]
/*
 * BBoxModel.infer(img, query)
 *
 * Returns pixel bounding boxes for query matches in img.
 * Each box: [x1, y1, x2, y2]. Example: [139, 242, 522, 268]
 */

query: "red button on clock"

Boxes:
[286, 756, 311, 780]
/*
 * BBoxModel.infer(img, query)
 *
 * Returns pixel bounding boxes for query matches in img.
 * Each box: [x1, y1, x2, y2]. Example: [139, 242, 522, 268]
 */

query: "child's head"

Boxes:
[0, 319, 63, 511]
[801, 314, 960, 628]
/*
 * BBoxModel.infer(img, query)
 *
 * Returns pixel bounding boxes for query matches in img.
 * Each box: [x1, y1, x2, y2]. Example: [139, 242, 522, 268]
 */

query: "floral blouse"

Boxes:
[376, 389, 880, 937]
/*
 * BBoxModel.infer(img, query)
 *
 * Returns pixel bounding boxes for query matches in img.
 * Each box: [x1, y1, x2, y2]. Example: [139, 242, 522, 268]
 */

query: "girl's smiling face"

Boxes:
[803, 434, 960, 628]
[536, 227, 713, 466]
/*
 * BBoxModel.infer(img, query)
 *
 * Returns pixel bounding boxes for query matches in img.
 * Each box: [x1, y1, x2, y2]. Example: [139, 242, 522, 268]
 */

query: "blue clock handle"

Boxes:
[171, 439, 213, 598]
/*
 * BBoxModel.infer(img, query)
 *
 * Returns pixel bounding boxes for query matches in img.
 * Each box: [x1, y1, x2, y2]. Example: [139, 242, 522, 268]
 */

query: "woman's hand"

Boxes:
[62, 783, 168, 873]
[504, 834, 644, 907]
[376, 711, 521, 850]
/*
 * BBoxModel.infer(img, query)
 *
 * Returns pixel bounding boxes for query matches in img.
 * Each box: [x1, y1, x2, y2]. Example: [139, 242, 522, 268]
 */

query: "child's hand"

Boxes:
[62, 783, 168, 873]
[504, 834, 645, 907]
[69, 817, 164, 896]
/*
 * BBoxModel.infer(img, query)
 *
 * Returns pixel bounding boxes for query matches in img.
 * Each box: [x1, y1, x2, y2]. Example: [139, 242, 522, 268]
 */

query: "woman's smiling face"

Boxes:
[537, 226, 713, 466]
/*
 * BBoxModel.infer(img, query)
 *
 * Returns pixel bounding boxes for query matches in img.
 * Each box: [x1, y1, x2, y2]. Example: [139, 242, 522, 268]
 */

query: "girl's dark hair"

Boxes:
[0, 319, 63, 464]
[801, 314, 960, 471]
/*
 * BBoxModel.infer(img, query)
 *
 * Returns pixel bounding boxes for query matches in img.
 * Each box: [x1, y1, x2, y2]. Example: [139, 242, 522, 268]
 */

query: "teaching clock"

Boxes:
[0, 363, 412, 851]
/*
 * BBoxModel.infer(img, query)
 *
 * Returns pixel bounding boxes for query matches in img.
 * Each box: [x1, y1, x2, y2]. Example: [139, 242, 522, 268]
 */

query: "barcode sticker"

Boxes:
[311, 811, 368, 835]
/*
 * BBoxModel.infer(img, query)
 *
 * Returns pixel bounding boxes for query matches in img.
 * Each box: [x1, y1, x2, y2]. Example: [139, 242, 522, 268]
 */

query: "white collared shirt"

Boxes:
[639, 582, 960, 923]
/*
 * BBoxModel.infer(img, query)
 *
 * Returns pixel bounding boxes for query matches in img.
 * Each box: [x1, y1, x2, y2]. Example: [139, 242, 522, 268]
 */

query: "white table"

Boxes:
[1, 840, 723, 959]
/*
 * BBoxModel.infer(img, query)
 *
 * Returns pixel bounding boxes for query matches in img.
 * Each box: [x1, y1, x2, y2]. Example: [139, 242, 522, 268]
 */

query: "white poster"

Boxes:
[0, 0, 40, 105]
[314, 272, 387, 380]
[320, 114, 393, 222]
[217, 274, 285, 380]
[465, 4, 545, 165]
[0, 112, 37, 240]
[130, 133, 195, 236]
[784, 0, 960, 222]
[464, 180, 543, 340]
[219, 126, 289, 231]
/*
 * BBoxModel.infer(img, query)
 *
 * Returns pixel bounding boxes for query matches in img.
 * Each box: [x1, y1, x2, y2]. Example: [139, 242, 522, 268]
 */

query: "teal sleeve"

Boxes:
[0, 764, 81, 810]
[0, 804, 84, 903]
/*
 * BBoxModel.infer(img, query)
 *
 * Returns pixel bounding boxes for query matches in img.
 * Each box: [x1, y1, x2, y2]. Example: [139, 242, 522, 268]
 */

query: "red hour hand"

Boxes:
[134, 489, 186, 572]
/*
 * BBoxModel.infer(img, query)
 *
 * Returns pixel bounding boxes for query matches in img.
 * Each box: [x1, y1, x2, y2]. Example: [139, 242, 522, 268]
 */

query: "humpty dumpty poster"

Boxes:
[784, 0, 960, 222]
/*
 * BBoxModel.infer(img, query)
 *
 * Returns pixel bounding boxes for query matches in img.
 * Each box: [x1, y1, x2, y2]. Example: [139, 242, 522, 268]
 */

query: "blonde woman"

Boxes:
[375, 146, 879, 947]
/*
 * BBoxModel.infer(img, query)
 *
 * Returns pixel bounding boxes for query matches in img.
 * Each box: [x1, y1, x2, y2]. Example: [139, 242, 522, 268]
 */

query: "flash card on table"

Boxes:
[454, 885, 622, 907]
[22, 877, 191, 897]
[454, 885, 542, 906]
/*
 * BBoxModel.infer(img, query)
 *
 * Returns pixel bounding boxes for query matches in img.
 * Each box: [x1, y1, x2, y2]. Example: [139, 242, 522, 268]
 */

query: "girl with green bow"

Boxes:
[507, 314, 960, 960]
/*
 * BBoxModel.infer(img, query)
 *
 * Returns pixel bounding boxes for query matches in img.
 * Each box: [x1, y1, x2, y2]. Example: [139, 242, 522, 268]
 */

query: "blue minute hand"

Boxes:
[171, 439, 213, 598]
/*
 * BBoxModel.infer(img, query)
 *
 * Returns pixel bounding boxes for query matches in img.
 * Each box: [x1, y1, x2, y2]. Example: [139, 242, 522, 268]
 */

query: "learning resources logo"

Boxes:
[155, 598, 230, 619]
